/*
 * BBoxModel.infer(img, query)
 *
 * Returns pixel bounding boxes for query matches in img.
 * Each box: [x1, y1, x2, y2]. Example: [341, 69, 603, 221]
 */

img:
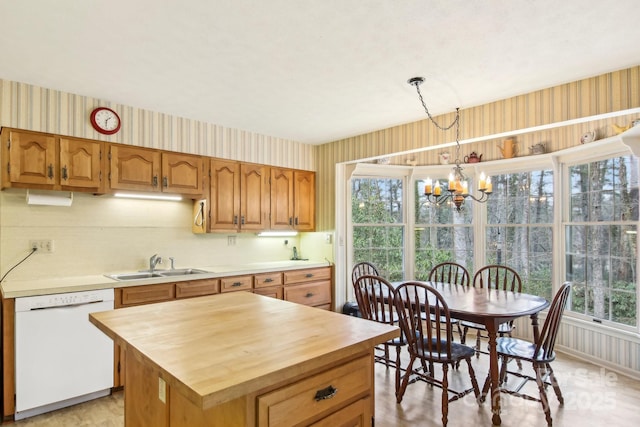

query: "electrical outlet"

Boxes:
[30, 239, 54, 253]
[158, 377, 166, 403]
[227, 235, 236, 246]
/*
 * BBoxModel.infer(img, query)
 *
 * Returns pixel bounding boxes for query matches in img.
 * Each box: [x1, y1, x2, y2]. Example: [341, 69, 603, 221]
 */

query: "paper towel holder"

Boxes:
[26, 190, 74, 207]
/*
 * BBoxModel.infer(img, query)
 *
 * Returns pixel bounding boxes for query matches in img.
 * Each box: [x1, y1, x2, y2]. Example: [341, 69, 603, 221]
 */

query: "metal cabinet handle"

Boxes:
[289, 217, 293, 225]
[48, 164, 54, 179]
[163, 176, 168, 188]
[241, 216, 245, 225]
[233, 215, 238, 225]
[264, 278, 273, 283]
[305, 292, 314, 298]
[305, 273, 314, 278]
[314, 385, 337, 401]
[152, 176, 158, 187]
[61, 165, 68, 181]
[295, 217, 299, 225]
[232, 282, 242, 287]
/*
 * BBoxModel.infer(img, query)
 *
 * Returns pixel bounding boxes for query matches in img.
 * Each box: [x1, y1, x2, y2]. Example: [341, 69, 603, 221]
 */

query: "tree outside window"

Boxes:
[351, 178, 405, 281]
[486, 170, 554, 300]
[566, 156, 638, 327]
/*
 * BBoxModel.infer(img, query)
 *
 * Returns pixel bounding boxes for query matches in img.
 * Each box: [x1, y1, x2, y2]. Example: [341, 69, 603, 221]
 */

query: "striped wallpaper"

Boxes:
[0, 79, 315, 171]
[314, 66, 640, 230]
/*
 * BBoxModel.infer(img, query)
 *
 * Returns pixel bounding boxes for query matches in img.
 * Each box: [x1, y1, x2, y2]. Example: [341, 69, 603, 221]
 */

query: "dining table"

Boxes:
[395, 281, 550, 426]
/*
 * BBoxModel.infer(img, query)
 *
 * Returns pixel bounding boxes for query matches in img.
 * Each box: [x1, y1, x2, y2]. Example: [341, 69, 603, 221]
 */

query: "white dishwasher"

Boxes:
[15, 288, 114, 420]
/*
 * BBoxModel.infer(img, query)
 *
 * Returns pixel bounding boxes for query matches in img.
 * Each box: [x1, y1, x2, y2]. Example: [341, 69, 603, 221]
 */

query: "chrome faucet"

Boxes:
[149, 254, 163, 272]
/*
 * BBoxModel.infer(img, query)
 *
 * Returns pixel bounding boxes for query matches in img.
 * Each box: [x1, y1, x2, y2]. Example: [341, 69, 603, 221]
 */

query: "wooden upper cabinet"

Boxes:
[210, 159, 240, 231]
[240, 163, 270, 230]
[293, 170, 315, 231]
[109, 144, 204, 197]
[59, 137, 102, 189]
[1, 128, 103, 192]
[270, 168, 315, 231]
[109, 144, 161, 192]
[162, 152, 205, 196]
[270, 168, 294, 230]
[209, 160, 270, 232]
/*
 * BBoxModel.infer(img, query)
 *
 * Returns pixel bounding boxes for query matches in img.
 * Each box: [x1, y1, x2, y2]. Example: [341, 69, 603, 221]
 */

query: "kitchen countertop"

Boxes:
[1, 260, 331, 299]
[89, 292, 398, 412]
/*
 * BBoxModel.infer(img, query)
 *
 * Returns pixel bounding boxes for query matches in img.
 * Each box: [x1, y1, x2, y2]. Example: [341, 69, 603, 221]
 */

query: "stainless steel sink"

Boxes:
[107, 272, 164, 281]
[158, 268, 210, 276]
[106, 268, 210, 281]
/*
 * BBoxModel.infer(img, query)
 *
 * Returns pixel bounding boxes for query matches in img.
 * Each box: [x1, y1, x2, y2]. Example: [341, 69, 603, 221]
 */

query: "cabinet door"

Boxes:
[270, 168, 294, 230]
[240, 164, 270, 230]
[109, 145, 161, 192]
[6, 129, 57, 186]
[294, 170, 315, 231]
[59, 137, 102, 190]
[210, 159, 240, 231]
[162, 152, 204, 196]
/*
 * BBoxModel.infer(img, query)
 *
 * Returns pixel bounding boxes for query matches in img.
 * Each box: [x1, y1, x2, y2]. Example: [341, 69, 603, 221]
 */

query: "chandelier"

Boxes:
[407, 76, 492, 211]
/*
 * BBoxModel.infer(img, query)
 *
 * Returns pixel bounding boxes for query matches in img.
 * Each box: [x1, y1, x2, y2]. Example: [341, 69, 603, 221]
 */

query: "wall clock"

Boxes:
[90, 107, 121, 135]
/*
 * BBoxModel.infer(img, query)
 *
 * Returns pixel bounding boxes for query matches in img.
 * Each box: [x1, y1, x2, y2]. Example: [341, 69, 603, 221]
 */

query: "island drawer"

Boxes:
[176, 278, 220, 299]
[283, 267, 331, 285]
[284, 281, 331, 307]
[257, 356, 371, 427]
[220, 275, 253, 292]
[254, 272, 283, 288]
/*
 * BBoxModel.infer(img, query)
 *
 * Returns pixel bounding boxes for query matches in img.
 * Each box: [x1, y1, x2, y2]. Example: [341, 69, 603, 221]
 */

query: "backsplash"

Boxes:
[0, 190, 336, 283]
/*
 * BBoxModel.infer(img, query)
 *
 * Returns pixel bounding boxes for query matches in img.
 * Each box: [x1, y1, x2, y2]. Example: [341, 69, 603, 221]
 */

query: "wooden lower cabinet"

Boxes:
[125, 349, 373, 427]
[176, 279, 220, 299]
[283, 267, 332, 309]
[257, 356, 371, 426]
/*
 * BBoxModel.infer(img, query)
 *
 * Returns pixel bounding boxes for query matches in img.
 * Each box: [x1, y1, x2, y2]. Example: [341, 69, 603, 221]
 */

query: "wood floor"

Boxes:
[5, 345, 640, 426]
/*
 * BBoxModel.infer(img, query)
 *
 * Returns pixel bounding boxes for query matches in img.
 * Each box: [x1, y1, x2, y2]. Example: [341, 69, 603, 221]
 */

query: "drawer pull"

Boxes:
[314, 385, 338, 401]
[305, 273, 314, 278]
[264, 278, 273, 283]
[305, 292, 314, 298]
[232, 282, 242, 287]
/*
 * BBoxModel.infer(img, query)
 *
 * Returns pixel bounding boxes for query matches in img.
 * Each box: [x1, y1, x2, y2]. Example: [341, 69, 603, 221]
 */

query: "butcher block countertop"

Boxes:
[89, 292, 399, 411]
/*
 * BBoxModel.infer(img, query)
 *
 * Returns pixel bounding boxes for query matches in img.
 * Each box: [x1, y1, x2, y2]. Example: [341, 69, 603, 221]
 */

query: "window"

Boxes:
[565, 156, 638, 327]
[486, 170, 554, 300]
[351, 177, 405, 281]
[414, 178, 473, 280]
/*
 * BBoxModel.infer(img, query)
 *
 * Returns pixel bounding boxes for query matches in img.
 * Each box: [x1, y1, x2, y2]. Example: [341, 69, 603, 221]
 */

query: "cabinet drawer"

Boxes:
[254, 272, 283, 288]
[283, 267, 331, 285]
[119, 283, 175, 307]
[309, 397, 371, 427]
[284, 281, 331, 307]
[176, 278, 220, 299]
[220, 275, 253, 292]
[253, 286, 283, 300]
[257, 356, 371, 427]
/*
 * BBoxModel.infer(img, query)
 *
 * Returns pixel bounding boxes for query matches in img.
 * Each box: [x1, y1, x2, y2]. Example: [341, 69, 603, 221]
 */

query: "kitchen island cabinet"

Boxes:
[90, 292, 398, 427]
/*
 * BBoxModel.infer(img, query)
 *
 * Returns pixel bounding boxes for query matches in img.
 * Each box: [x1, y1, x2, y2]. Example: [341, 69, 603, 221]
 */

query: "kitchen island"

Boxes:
[89, 291, 398, 427]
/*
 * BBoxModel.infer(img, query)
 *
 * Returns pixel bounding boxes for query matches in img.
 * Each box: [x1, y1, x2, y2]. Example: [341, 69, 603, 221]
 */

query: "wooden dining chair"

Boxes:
[460, 265, 522, 356]
[428, 262, 470, 341]
[351, 261, 380, 286]
[353, 274, 407, 395]
[394, 282, 480, 427]
[481, 282, 572, 426]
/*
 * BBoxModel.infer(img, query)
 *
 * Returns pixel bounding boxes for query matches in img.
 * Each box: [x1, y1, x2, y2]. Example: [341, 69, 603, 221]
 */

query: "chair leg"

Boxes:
[394, 346, 402, 396]
[441, 362, 449, 427]
[383, 343, 391, 367]
[465, 357, 481, 399]
[534, 363, 553, 426]
[461, 325, 469, 344]
[396, 355, 416, 403]
[546, 363, 564, 405]
[475, 331, 482, 357]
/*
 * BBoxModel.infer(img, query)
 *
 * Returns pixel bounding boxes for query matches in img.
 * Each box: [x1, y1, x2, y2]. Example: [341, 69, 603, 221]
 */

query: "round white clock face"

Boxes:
[90, 107, 121, 135]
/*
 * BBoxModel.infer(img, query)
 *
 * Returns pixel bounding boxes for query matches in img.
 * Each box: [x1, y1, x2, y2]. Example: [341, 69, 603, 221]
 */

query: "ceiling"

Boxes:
[1, 1, 639, 145]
